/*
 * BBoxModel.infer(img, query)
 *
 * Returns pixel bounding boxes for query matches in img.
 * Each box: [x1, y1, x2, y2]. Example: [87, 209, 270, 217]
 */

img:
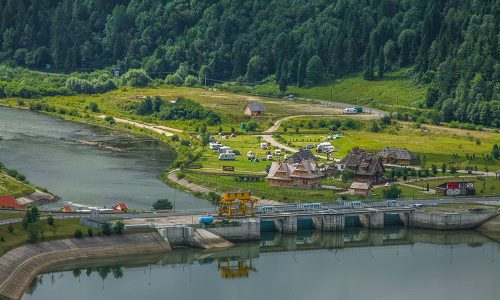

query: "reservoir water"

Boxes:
[0, 106, 212, 210]
[22, 228, 500, 300]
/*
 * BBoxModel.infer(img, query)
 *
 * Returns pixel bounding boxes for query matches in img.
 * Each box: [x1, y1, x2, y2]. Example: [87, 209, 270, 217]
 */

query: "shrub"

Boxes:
[28, 225, 40, 243]
[47, 216, 54, 226]
[113, 221, 125, 235]
[121, 69, 152, 87]
[152, 199, 173, 210]
[85, 101, 99, 112]
[171, 134, 180, 142]
[104, 116, 115, 124]
[383, 185, 402, 199]
[101, 222, 112, 236]
[184, 75, 199, 87]
[74, 228, 83, 238]
[87, 228, 94, 237]
[164, 73, 183, 85]
[8, 224, 14, 234]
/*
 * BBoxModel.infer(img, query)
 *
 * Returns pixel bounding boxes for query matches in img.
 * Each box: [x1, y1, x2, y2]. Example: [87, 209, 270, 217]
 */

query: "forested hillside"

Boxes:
[0, 0, 498, 127]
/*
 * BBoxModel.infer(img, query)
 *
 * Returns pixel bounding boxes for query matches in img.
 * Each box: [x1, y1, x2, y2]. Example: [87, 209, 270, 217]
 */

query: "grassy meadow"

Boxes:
[0, 218, 89, 256]
[218, 69, 426, 111]
[0, 173, 34, 197]
[278, 122, 500, 170]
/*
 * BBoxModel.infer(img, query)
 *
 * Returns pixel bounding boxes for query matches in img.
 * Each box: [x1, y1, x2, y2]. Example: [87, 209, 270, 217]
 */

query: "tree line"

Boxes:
[0, 0, 498, 127]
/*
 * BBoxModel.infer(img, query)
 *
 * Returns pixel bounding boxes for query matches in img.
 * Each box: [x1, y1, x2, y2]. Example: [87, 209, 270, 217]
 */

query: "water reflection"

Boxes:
[23, 227, 500, 300]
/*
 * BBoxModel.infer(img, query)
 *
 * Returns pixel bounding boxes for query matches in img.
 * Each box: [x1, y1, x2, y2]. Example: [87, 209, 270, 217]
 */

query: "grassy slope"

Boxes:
[279, 122, 500, 170]
[0, 219, 89, 256]
[226, 69, 426, 111]
[0, 173, 35, 197]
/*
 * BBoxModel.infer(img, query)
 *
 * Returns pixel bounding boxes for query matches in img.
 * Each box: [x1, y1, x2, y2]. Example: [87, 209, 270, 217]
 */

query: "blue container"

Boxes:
[199, 216, 214, 224]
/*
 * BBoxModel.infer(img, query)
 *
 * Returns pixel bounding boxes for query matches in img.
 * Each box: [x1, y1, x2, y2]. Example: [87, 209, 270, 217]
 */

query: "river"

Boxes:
[0, 106, 213, 211]
[22, 228, 500, 300]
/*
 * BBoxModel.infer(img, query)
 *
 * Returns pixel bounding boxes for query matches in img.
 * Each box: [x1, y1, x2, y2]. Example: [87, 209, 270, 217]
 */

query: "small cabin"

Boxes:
[349, 182, 373, 197]
[113, 202, 129, 211]
[244, 103, 266, 116]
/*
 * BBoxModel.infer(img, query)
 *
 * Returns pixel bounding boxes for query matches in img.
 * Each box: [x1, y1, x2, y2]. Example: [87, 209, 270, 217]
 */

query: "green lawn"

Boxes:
[411, 176, 500, 196]
[0, 218, 89, 256]
[279, 123, 500, 170]
[0, 212, 24, 220]
[183, 172, 340, 203]
[0, 86, 343, 134]
[195, 134, 296, 174]
[0, 173, 35, 197]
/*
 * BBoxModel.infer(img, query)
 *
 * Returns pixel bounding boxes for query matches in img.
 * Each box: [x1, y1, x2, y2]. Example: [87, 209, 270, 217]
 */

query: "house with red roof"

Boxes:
[113, 202, 129, 211]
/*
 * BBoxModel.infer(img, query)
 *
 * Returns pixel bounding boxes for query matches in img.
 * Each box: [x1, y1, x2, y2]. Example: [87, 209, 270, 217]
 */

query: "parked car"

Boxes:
[304, 144, 314, 149]
[267, 155, 273, 161]
[247, 151, 255, 157]
[275, 149, 282, 156]
[343, 107, 358, 114]
[209, 142, 221, 150]
[316, 142, 332, 153]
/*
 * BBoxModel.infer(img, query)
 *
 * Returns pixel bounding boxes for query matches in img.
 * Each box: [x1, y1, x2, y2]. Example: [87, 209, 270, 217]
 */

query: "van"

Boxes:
[323, 146, 335, 154]
[219, 146, 231, 153]
[218, 153, 235, 160]
[316, 142, 332, 152]
[344, 107, 358, 114]
[209, 142, 221, 150]
[275, 149, 282, 156]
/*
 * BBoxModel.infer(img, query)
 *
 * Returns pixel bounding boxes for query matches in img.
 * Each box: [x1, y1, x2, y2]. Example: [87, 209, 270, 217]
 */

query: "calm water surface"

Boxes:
[0, 106, 212, 210]
[23, 228, 500, 300]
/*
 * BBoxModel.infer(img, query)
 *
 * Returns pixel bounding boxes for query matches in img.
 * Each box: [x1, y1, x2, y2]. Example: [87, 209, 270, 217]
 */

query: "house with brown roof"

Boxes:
[350, 182, 373, 197]
[266, 159, 323, 189]
[285, 150, 318, 164]
[338, 147, 385, 183]
[244, 103, 265, 116]
[378, 148, 416, 165]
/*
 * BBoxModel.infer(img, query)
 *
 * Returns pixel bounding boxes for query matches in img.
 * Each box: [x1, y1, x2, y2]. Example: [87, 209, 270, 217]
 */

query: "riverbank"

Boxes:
[0, 232, 170, 300]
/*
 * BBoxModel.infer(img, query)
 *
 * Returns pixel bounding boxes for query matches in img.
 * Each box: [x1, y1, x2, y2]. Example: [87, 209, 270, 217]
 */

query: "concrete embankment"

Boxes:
[409, 212, 498, 230]
[15, 189, 58, 207]
[0, 233, 170, 300]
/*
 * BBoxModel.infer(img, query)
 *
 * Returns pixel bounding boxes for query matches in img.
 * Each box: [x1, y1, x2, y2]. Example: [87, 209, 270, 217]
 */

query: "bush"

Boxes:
[171, 134, 180, 142]
[8, 224, 14, 234]
[184, 75, 199, 87]
[85, 101, 99, 112]
[101, 222, 112, 236]
[164, 73, 183, 86]
[87, 228, 94, 237]
[383, 185, 402, 199]
[152, 199, 173, 210]
[121, 69, 152, 87]
[28, 225, 40, 243]
[47, 216, 54, 226]
[104, 116, 115, 124]
[74, 228, 83, 238]
[113, 221, 125, 235]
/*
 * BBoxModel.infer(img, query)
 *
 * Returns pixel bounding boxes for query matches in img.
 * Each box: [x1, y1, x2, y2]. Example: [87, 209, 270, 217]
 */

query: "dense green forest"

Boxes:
[0, 0, 498, 127]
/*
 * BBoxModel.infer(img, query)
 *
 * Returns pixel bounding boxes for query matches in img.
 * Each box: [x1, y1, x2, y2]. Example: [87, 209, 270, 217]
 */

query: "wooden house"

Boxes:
[349, 182, 372, 197]
[244, 103, 265, 116]
[266, 159, 323, 189]
[378, 148, 416, 165]
[338, 147, 385, 183]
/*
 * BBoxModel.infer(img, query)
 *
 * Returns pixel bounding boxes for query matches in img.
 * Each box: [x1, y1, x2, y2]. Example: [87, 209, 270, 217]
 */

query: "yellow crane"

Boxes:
[218, 192, 257, 218]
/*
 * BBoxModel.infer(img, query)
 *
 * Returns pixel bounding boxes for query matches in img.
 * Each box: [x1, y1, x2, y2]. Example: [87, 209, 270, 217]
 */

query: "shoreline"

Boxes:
[0, 232, 170, 300]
